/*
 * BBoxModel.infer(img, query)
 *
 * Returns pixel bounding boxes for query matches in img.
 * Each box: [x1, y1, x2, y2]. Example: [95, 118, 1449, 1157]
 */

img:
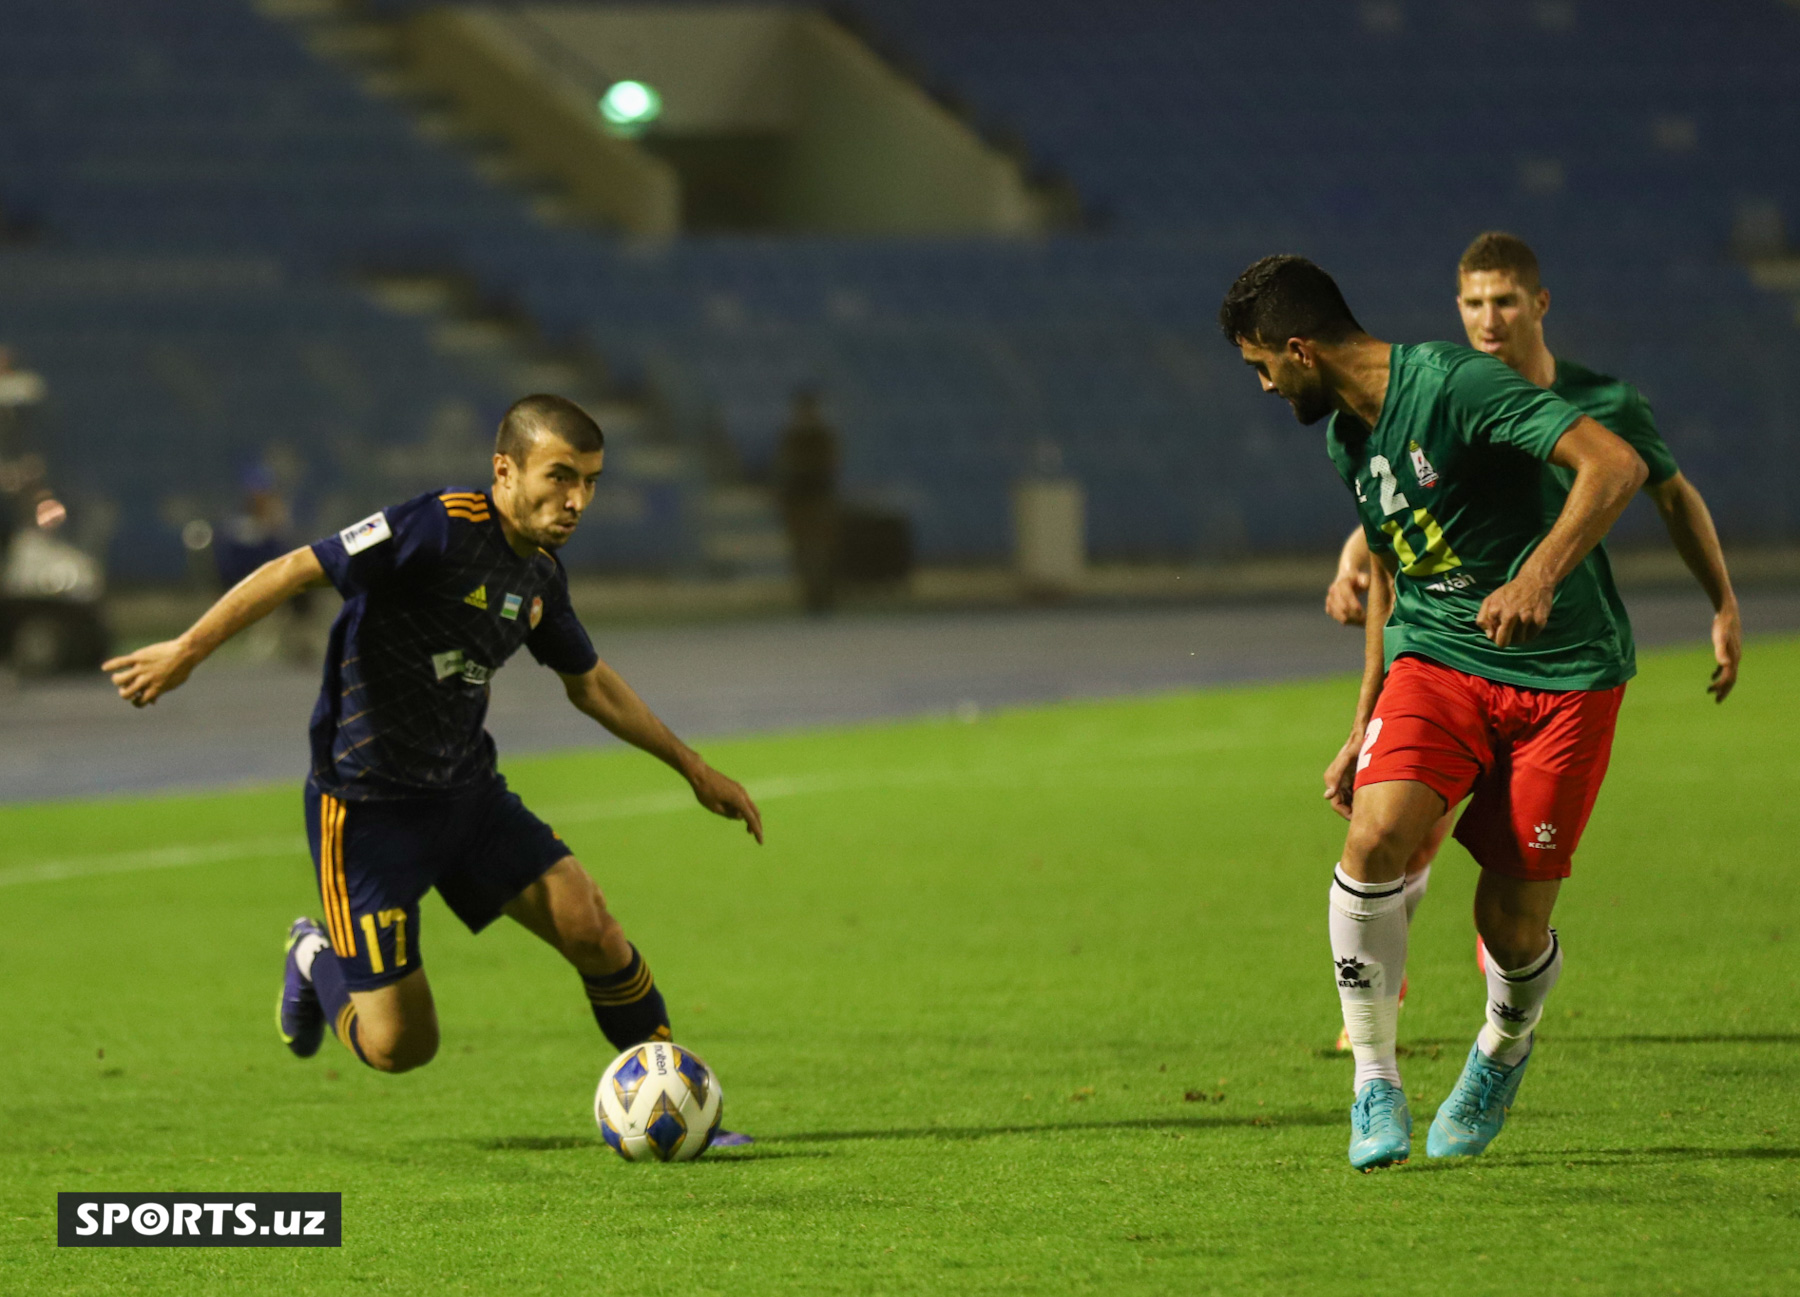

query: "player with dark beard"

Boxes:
[1320, 235, 1740, 1052]
[1220, 258, 1646, 1170]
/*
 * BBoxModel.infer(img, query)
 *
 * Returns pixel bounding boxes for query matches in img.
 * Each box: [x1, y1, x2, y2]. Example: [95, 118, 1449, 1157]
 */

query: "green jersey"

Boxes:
[1539, 357, 1680, 683]
[1326, 342, 1637, 692]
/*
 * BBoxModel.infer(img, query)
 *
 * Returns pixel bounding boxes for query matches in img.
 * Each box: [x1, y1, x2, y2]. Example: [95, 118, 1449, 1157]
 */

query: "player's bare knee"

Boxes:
[362, 1021, 439, 1074]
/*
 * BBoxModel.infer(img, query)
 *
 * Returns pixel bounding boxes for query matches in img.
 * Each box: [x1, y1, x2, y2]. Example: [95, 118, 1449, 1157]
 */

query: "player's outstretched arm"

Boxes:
[1325, 526, 1372, 626]
[1325, 553, 1395, 820]
[104, 546, 329, 708]
[1477, 416, 1647, 648]
[1647, 472, 1741, 702]
[560, 661, 764, 843]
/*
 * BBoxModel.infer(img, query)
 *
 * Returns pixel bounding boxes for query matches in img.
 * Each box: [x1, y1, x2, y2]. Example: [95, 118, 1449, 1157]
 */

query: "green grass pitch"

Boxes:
[2, 638, 1797, 1295]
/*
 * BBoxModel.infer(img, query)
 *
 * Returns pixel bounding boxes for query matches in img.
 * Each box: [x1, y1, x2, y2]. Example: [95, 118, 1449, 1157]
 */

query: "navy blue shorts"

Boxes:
[304, 777, 571, 992]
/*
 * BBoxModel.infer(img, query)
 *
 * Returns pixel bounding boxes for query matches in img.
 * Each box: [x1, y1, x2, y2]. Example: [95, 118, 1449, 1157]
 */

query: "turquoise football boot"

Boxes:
[1427, 1040, 1532, 1158]
[1347, 1079, 1412, 1171]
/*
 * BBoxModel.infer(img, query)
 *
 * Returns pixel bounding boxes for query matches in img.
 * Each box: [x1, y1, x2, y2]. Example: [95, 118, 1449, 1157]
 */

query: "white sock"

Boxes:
[1402, 866, 1431, 924]
[1329, 865, 1408, 1091]
[295, 933, 327, 982]
[1477, 929, 1561, 1067]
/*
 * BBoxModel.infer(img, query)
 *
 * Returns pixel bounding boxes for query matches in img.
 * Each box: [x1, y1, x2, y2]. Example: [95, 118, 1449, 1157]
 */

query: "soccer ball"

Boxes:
[594, 1041, 723, 1162]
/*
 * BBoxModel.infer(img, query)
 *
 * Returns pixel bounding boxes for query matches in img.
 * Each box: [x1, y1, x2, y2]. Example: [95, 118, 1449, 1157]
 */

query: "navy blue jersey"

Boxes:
[308, 488, 599, 801]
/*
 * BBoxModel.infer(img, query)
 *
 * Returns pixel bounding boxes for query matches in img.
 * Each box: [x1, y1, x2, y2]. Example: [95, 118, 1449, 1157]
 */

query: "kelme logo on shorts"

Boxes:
[1528, 822, 1558, 850]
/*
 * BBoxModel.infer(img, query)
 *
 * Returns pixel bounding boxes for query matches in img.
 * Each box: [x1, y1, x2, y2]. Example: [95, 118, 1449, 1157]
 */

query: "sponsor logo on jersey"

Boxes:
[500, 592, 523, 621]
[529, 596, 544, 630]
[338, 512, 391, 556]
[1408, 439, 1439, 487]
[430, 650, 493, 686]
[1423, 570, 1476, 594]
[464, 585, 488, 610]
[1528, 822, 1558, 850]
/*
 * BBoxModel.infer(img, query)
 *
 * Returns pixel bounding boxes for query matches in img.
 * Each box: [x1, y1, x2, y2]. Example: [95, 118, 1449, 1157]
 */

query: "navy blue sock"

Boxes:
[309, 947, 370, 1066]
[582, 945, 671, 1051]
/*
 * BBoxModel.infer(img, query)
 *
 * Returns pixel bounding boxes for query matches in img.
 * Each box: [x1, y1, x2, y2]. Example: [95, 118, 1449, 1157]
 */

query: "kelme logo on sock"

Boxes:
[1336, 957, 1377, 990]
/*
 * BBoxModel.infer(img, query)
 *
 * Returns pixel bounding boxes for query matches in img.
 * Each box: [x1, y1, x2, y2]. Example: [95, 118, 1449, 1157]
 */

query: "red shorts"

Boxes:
[1353, 654, 1625, 880]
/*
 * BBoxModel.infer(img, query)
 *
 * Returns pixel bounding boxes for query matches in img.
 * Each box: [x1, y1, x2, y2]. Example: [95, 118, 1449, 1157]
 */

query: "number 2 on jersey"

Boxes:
[1368, 456, 1461, 577]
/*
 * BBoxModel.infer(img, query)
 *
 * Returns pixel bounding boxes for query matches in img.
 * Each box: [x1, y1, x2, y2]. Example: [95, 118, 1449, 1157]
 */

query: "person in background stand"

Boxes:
[216, 465, 314, 662]
[775, 388, 840, 614]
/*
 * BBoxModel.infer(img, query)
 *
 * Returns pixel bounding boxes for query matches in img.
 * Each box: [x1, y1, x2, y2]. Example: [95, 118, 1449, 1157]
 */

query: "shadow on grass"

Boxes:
[1515, 1145, 1800, 1165]
[476, 1135, 830, 1163]
[480, 1136, 590, 1151]
[1341, 1035, 1800, 1055]
[763, 1112, 1338, 1145]
[1395, 1145, 1800, 1173]
[1550, 1034, 1800, 1046]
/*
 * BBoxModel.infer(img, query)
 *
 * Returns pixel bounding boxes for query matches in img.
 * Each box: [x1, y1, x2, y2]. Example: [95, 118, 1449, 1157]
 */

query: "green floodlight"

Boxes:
[599, 80, 662, 135]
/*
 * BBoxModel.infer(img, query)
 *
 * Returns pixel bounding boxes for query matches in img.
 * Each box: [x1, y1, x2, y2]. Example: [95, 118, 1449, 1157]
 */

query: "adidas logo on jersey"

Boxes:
[464, 585, 488, 610]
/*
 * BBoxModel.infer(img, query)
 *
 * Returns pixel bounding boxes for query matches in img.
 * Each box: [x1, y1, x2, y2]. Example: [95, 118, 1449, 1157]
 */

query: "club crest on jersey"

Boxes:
[464, 585, 488, 610]
[1407, 439, 1439, 488]
[431, 649, 493, 686]
[500, 592, 523, 621]
[338, 511, 391, 555]
[529, 596, 544, 630]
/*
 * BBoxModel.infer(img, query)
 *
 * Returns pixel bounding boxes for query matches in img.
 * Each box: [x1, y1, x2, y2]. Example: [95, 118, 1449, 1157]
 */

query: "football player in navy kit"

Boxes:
[105, 396, 762, 1128]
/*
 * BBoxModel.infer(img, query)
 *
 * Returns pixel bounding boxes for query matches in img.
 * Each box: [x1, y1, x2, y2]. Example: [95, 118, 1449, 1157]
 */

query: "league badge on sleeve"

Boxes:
[338, 512, 392, 555]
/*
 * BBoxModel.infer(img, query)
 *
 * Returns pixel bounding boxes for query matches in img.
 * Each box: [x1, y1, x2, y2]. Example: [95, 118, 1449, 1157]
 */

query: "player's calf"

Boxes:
[505, 857, 672, 1051]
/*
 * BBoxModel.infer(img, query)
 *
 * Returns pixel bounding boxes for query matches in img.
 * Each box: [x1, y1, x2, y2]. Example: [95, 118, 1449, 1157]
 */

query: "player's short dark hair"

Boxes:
[495, 394, 604, 464]
[1218, 255, 1363, 347]
[1458, 231, 1542, 292]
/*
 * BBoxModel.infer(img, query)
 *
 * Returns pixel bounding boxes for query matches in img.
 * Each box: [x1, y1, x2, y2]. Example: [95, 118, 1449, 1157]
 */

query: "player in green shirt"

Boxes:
[1220, 254, 1649, 1170]
[1323, 234, 1741, 1044]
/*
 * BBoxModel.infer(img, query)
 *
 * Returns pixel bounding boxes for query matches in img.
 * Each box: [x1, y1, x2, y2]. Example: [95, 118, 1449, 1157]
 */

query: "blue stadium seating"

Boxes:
[1, 0, 1797, 574]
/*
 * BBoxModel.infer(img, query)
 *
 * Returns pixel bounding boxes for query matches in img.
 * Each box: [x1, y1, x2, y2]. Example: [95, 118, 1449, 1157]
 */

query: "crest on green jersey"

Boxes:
[1407, 439, 1439, 488]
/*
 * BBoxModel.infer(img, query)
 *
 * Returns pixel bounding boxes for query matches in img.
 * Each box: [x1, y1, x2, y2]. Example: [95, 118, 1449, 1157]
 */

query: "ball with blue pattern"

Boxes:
[594, 1041, 723, 1162]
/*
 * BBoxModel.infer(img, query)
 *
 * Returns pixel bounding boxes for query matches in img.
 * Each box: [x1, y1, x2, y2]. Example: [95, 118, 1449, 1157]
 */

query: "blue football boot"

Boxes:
[278, 917, 328, 1059]
[1427, 1040, 1532, 1158]
[1348, 1079, 1412, 1171]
